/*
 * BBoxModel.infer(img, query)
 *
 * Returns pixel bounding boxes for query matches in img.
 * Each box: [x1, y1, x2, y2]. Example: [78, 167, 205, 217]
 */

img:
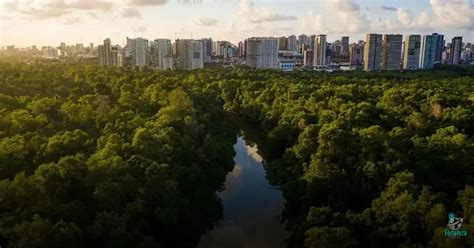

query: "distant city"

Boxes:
[1, 33, 472, 71]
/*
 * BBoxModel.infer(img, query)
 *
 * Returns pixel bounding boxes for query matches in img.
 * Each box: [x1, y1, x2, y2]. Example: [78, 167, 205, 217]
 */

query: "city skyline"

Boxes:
[1, 0, 473, 47]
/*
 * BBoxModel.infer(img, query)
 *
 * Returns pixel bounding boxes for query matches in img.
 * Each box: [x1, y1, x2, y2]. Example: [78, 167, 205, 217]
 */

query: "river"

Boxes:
[197, 137, 289, 248]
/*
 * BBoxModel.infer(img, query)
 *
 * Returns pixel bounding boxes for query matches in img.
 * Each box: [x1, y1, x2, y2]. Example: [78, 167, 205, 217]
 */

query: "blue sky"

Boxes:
[0, 0, 473, 47]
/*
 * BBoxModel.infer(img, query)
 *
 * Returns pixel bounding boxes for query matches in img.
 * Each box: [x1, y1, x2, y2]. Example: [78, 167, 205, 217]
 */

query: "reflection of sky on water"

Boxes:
[198, 137, 289, 248]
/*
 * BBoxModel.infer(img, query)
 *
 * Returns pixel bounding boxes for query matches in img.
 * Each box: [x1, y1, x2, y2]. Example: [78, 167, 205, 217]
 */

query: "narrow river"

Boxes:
[197, 137, 289, 248]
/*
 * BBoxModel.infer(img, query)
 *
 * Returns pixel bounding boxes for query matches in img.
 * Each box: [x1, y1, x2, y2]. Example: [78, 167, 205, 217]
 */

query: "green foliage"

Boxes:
[0, 62, 237, 247]
[0, 62, 472, 247]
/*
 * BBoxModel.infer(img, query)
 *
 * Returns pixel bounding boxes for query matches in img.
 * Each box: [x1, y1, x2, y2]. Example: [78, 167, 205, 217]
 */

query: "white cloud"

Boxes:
[397, 8, 414, 27]
[430, 0, 473, 30]
[196, 17, 218, 26]
[128, 0, 167, 6]
[370, 0, 473, 34]
[331, 0, 360, 12]
[120, 7, 141, 19]
[1, 0, 163, 20]
[87, 12, 98, 19]
[238, 0, 296, 24]
[133, 25, 148, 32]
[327, 0, 369, 33]
[62, 16, 81, 25]
[300, 11, 327, 34]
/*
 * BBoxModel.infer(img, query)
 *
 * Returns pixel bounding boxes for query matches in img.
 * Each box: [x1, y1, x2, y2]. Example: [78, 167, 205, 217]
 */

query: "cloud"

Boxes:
[62, 16, 82, 25]
[120, 7, 142, 19]
[300, 11, 327, 34]
[128, 0, 167, 6]
[196, 17, 218, 26]
[430, 0, 473, 30]
[371, 0, 473, 33]
[87, 12, 98, 19]
[2, 0, 163, 20]
[397, 8, 414, 27]
[381, 5, 397, 11]
[19, 7, 70, 19]
[327, 0, 368, 33]
[238, 0, 296, 23]
[250, 12, 297, 23]
[330, 0, 360, 12]
[39, 0, 113, 11]
[133, 26, 148, 32]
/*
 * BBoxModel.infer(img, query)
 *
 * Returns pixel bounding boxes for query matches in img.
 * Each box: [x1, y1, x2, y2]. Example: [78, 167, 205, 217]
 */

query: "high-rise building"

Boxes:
[89, 43, 94, 57]
[117, 52, 124, 67]
[382, 34, 402, 70]
[298, 34, 309, 47]
[125, 37, 132, 58]
[330, 40, 342, 58]
[364, 33, 383, 71]
[278, 37, 287, 51]
[450, 36, 462, 65]
[150, 39, 173, 70]
[349, 41, 364, 66]
[127, 37, 148, 68]
[287, 35, 297, 51]
[309, 35, 316, 51]
[432, 33, 444, 62]
[98, 38, 118, 66]
[419, 34, 438, 69]
[213, 41, 228, 57]
[238, 41, 245, 57]
[341, 36, 349, 57]
[313, 34, 327, 66]
[403, 35, 421, 70]
[110, 46, 119, 66]
[245, 37, 278, 69]
[175, 39, 203, 69]
[201, 38, 213, 63]
[303, 50, 314, 67]
[42, 47, 59, 58]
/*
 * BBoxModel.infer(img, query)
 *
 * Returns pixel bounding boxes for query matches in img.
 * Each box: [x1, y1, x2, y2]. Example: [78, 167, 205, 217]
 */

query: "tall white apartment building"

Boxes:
[128, 37, 148, 68]
[287, 35, 298, 51]
[245, 37, 279, 69]
[151, 39, 173, 70]
[175, 39, 204, 69]
[314, 34, 327, 66]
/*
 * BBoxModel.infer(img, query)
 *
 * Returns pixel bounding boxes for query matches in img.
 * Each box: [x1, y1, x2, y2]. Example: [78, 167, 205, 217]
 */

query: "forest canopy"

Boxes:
[0, 61, 473, 247]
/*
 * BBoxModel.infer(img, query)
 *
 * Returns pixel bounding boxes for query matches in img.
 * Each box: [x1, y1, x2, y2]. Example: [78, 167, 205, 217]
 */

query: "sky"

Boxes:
[0, 0, 473, 47]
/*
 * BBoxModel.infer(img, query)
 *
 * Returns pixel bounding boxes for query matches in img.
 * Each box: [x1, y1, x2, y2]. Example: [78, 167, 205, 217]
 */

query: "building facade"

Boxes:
[420, 35, 438, 69]
[287, 35, 298, 51]
[175, 39, 203, 69]
[150, 39, 173, 70]
[129, 37, 148, 68]
[314, 34, 327, 66]
[245, 37, 279, 69]
[303, 50, 314, 67]
[432, 33, 444, 63]
[349, 41, 364, 66]
[450, 36, 462, 65]
[364, 33, 383, 71]
[278, 37, 287, 51]
[382, 34, 402, 70]
[201, 38, 213, 63]
[341, 36, 349, 57]
[403, 35, 421, 70]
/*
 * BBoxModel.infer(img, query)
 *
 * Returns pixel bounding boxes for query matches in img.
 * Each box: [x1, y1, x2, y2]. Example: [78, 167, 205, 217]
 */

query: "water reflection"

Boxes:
[198, 137, 289, 248]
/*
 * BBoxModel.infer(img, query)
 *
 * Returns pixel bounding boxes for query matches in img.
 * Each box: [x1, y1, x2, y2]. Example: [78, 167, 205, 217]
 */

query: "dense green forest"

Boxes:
[0, 61, 473, 247]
